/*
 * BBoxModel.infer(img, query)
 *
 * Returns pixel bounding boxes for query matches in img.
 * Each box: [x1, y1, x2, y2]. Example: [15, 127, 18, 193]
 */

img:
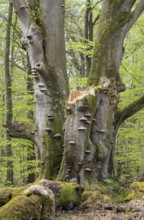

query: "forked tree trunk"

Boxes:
[11, 0, 144, 185]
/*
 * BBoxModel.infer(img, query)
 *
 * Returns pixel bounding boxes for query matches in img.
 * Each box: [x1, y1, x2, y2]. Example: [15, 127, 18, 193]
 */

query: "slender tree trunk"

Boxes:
[5, 2, 13, 184]
[84, 0, 93, 76]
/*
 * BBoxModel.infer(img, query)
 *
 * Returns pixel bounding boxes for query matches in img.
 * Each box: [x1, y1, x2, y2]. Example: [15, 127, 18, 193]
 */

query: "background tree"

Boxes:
[0, 1, 38, 185]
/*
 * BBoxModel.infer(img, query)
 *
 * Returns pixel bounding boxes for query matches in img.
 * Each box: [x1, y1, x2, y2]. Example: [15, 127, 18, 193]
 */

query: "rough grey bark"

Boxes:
[87, 0, 144, 180]
[58, 88, 96, 185]
[91, 78, 119, 180]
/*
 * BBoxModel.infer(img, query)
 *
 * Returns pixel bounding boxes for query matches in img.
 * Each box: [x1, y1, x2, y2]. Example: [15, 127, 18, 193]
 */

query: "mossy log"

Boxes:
[0, 179, 82, 220]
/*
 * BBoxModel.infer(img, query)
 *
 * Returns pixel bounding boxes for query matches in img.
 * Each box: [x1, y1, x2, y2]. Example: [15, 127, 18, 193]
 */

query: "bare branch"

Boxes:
[4, 121, 35, 143]
[122, 0, 136, 11]
[125, 0, 144, 33]
[93, 14, 100, 26]
[115, 95, 144, 128]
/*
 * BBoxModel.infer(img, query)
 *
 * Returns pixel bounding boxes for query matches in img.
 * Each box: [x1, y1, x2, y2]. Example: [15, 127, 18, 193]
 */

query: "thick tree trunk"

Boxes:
[91, 78, 118, 180]
[87, 0, 144, 180]
[11, 0, 68, 179]
[59, 0, 144, 183]
[86, 2, 130, 180]
[58, 88, 96, 185]
[59, 79, 118, 183]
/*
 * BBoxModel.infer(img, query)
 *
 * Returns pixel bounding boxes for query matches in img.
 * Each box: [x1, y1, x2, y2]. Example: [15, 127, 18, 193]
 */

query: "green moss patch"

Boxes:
[56, 182, 79, 205]
[0, 189, 12, 207]
[131, 182, 144, 192]
[82, 180, 129, 206]
[125, 181, 144, 201]
[0, 182, 55, 220]
[0, 194, 41, 220]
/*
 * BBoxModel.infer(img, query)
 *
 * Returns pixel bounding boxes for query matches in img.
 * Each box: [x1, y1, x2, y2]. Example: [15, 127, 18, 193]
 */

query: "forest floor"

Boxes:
[56, 201, 144, 220]
[56, 181, 144, 220]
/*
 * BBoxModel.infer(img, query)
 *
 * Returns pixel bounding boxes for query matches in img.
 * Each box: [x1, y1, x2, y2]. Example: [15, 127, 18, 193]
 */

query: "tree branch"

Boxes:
[4, 122, 35, 143]
[12, 0, 30, 34]
[122, 0, 136, 11]
[115, 95, 144, 128]
[93, 14, 100, 26]
[125, 0, 144, 33]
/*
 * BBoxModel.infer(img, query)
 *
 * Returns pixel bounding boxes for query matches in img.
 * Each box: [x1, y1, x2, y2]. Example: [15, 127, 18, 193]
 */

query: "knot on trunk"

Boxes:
[99, 77, 119, 109]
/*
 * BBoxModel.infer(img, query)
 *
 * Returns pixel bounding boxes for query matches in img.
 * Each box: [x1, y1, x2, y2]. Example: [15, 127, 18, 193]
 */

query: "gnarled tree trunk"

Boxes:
[10, 0, 144, 185]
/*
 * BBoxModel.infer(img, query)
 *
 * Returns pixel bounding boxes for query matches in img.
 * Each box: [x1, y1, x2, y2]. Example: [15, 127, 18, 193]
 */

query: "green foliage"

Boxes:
[0, 5, 39, 186]
[65, 0, 100, 76]
[66, 36, 94, 58]
[69, 76, 87, 89]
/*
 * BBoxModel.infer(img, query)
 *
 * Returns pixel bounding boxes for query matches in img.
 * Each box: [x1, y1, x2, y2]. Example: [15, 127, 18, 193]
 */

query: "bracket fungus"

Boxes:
[78, 126, 87, 131]
[53, 133, 62, 138]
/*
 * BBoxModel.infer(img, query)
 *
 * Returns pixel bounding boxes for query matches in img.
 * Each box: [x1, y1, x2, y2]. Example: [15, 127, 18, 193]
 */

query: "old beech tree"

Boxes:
[9, 0, 144, 185]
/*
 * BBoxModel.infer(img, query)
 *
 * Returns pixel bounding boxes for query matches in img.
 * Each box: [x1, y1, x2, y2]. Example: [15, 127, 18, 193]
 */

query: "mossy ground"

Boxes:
[1, 180, 143, 219]
[81, 179, 130, 206]
[56, 181, 144, 220]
